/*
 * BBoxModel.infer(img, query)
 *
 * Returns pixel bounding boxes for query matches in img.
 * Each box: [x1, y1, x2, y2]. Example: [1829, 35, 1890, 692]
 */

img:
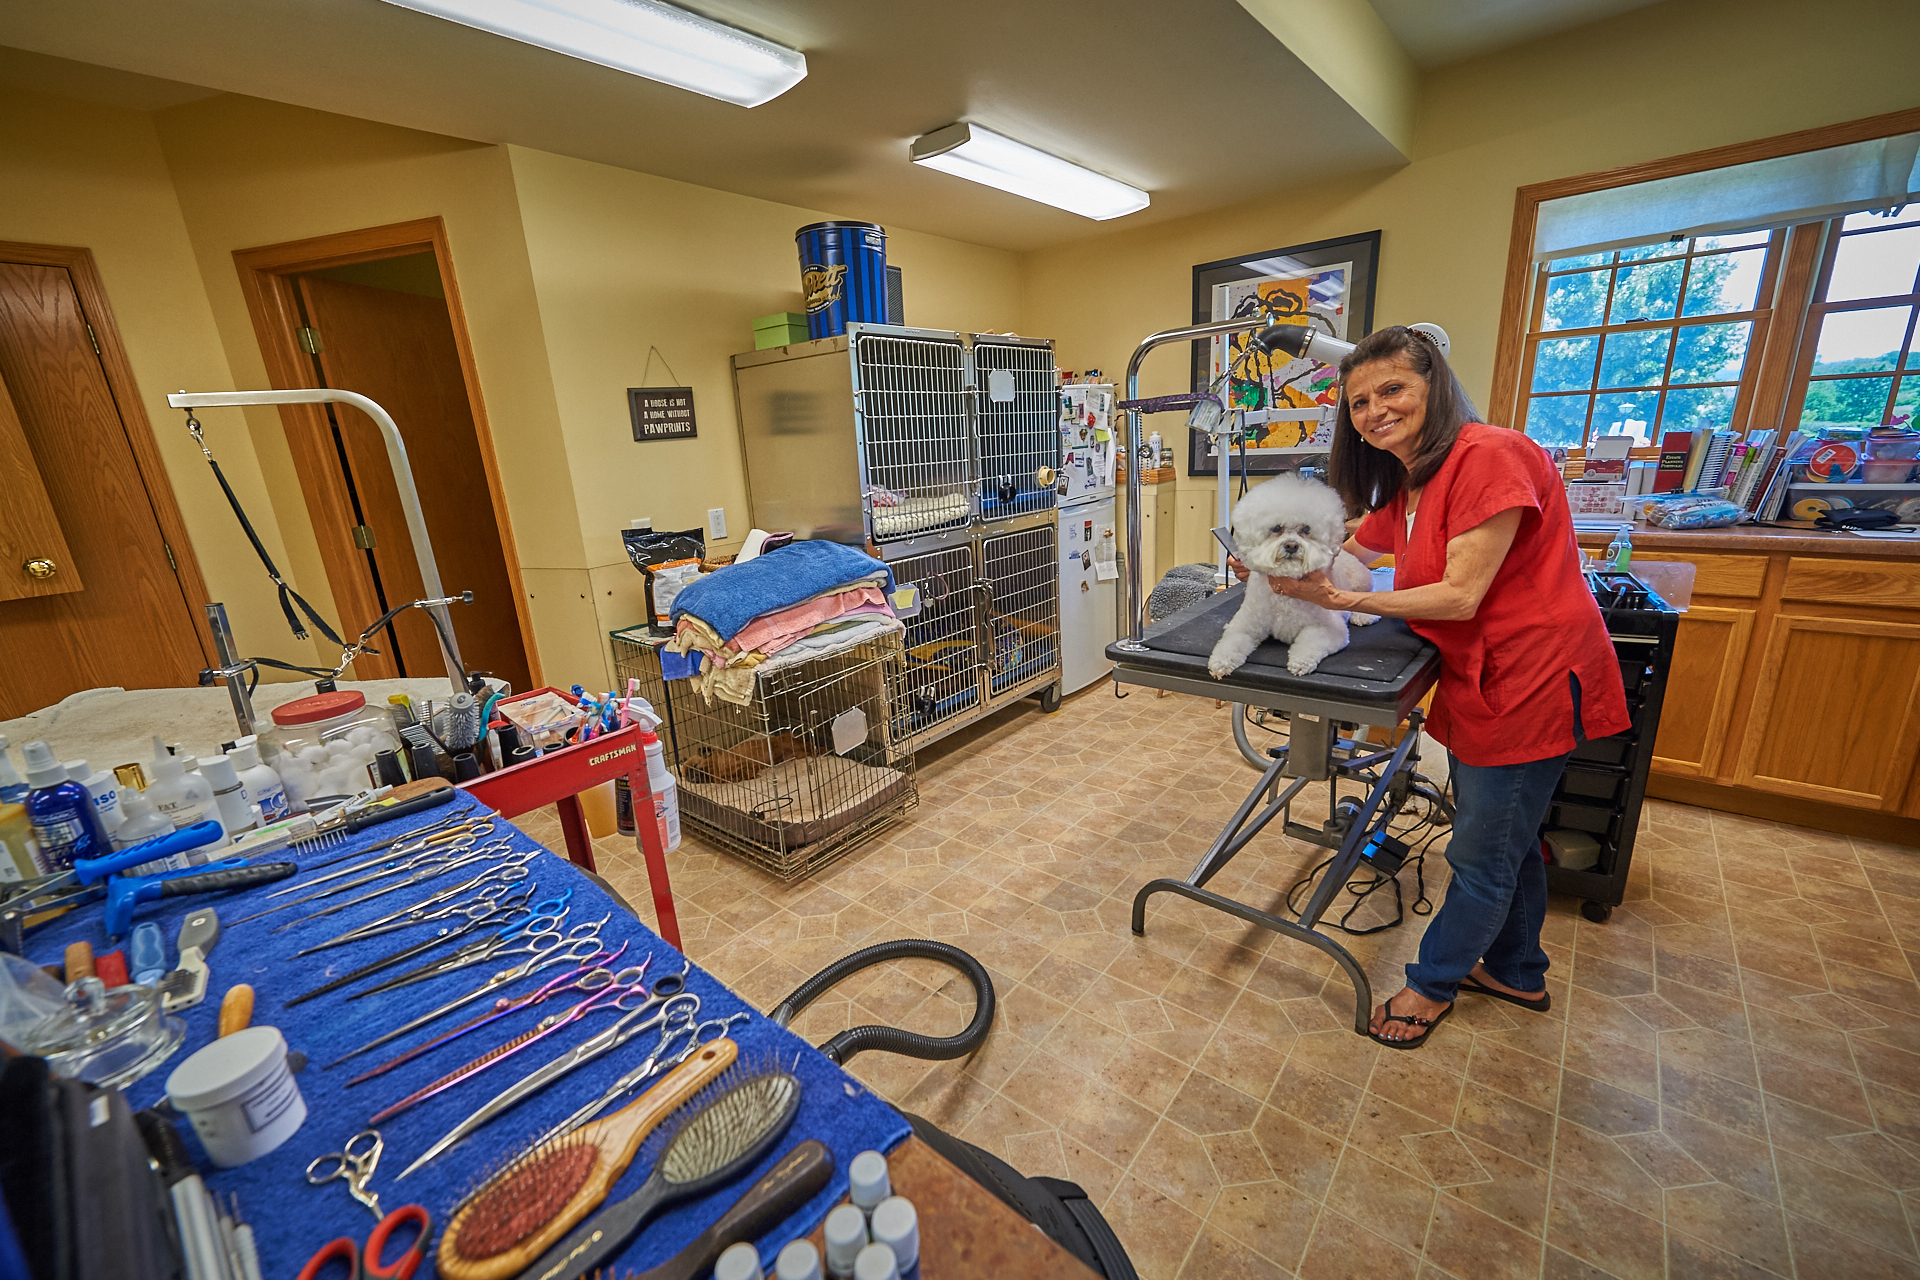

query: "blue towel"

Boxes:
[23, 792, 910, 1278]
[671, 540, 894, 641]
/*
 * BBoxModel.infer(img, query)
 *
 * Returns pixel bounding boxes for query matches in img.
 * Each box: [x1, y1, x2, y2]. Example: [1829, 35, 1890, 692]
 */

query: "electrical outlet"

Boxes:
[707, 507, 727, 540]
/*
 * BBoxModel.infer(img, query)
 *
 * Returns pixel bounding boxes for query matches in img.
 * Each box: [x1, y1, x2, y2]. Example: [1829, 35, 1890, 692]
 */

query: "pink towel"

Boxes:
[729, 588, 891, 658]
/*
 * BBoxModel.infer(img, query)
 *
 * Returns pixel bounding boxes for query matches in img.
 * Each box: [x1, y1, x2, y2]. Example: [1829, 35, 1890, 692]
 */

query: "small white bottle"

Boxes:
[870, 1199, 918, 1274]
[824, 1204, 869, 1279]
[714, 1242, 764, 1280]
[849, 1151, 891, 1222]
[0, 736, 28, 804]
[227, 737, 290, 823]
[116, 789, 186, 874]
[775, 1241, 822, 1280]
[66, 760, 124, 847]
[852, 1244, 899, 1280]
[197, 755, 256, 840]
[640, 728, 681, 854]
[147, 749, 216, 834]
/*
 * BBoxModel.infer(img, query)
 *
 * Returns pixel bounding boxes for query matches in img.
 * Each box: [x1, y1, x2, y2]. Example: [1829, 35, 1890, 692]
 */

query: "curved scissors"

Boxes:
[306, 1129, 385, 1219]
[297, 858, 539, 955]
[270, 841, 518, 934]
[537, 1006, 749, 1145]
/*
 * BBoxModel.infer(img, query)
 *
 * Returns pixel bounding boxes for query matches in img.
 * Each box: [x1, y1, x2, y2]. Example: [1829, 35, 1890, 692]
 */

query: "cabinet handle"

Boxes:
[23, 557, 56, 580]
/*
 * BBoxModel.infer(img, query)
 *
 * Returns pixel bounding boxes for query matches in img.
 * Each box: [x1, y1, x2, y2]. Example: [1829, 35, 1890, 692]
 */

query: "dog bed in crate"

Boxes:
[678, 753, 914, 876]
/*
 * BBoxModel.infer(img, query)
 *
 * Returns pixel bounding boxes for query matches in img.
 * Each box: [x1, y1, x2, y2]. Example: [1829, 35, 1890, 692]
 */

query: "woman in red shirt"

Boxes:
[1272, 325, 1628, 1049]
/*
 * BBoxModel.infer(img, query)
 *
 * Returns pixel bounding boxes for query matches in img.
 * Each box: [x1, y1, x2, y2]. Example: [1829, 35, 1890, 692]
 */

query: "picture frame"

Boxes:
[1187, 230, 1380, 475]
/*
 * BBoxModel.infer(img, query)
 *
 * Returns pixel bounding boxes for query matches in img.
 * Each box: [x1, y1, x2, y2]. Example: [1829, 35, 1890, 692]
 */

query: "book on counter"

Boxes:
[1654, 431, 1692, 492]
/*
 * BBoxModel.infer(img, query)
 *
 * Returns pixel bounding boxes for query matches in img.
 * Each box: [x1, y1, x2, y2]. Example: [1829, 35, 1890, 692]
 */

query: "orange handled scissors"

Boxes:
[296, 1204, 432, 1280]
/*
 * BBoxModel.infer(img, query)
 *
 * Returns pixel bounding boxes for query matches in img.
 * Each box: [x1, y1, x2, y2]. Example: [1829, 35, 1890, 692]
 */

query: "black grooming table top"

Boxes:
[1106, 584, 1440, 719]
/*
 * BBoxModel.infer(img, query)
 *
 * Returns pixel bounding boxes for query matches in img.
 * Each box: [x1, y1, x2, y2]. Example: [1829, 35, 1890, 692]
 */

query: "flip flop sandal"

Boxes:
[1458, 977, 1552, 1013]
[1369, 996, 1453, 1050]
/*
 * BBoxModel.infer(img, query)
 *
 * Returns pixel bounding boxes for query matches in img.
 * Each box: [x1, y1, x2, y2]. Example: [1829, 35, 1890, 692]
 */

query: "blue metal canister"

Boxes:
[796, 221, 888, 339]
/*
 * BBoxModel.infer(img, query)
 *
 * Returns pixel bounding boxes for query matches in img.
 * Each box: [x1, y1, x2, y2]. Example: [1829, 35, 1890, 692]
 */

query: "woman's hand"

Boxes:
[1271, 570, 1363, 611]
[1228, 555, 1250, 583]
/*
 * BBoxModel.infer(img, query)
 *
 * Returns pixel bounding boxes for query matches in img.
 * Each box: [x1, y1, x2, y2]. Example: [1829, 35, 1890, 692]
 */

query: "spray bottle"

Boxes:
[623, 694, 681, 855]
[22, 741, 102, 873]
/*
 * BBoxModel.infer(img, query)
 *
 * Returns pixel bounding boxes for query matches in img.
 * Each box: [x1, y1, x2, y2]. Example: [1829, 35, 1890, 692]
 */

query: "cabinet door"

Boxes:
[1651, 605, 1756, 778]
[1734, 614, 1920, 810]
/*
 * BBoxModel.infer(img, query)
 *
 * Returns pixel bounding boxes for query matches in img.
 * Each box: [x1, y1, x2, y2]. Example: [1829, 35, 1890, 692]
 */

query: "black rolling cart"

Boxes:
[1543, 569, 1680, 923]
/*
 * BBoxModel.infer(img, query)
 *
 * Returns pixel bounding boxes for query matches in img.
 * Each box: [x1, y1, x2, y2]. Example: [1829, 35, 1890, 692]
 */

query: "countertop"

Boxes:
[1575, 522, 1920, 559]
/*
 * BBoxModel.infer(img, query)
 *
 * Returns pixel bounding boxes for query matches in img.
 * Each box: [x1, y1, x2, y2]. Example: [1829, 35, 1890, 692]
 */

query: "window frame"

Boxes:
[1779, 212, 1920, 433]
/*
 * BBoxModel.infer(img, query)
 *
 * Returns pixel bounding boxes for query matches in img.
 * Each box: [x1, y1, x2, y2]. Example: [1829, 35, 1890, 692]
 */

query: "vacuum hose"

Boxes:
[768, 939, 996, 1066]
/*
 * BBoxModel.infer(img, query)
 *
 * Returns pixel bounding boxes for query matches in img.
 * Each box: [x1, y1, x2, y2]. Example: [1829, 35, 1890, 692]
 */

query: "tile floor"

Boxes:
[540, 686, 1920, 1280]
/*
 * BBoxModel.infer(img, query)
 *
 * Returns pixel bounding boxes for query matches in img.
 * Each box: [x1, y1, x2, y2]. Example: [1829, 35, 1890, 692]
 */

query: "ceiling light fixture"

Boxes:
[909, 123, 1149, 221]
[377, 0, 806, 107]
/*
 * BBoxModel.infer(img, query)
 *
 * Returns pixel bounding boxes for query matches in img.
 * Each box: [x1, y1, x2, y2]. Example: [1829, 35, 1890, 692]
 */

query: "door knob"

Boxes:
[23, 558, 56, 580]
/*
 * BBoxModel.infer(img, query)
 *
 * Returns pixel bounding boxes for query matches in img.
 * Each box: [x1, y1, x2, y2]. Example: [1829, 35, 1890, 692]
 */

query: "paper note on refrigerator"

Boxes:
[1093, 526, 1118, 581]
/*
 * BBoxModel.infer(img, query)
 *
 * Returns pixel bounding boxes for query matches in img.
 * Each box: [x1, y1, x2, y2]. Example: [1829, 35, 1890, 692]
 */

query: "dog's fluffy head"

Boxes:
[1232, 473, 1348, 579]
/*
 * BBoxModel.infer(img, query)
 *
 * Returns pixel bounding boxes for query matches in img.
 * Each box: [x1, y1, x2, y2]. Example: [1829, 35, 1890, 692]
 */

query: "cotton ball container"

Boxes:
[297, 744, 328, 766]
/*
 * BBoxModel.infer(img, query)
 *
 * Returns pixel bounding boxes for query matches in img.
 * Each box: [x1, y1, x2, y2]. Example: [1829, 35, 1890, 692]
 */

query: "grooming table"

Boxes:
[1108, 585, 1441, 1034]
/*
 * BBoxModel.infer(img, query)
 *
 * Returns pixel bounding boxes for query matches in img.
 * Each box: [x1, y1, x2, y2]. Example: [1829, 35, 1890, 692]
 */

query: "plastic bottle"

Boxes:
[640, 729, 680, 854]
[116, 788, 186, 875]
[0, 737, 28, 804]
[715, 1242, 764, 1280]
[198, 756, 256, 840]
[0, 804, 39, 883]
[870, 1198, 918, 1273]
[147, 745, 216, 836]
[227, 737, 290, 824]
[775, 1241, 823, 1280]
[22, 741, 101, 873]
[1605, 523, 1633, 571]
[67, 760, 124, 848]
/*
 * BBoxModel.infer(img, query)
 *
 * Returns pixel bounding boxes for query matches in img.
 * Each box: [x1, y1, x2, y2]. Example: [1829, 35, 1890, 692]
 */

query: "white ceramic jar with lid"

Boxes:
[165, 1025, 306, 1166]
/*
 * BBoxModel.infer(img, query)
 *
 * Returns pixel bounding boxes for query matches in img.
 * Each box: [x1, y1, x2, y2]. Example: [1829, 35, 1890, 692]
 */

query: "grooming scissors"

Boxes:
[268, 841, 521, 934]
[366, 959, 668, 1124]
[322, 914, 615, 1069]
[534, 1008, 750, 1147]
[292, 803, 477, 876]
[230, 825, 499, 925]
[396, 991, 704, 1179]
[294, 857, 544, 954]
[306, 1129, 386, 1220]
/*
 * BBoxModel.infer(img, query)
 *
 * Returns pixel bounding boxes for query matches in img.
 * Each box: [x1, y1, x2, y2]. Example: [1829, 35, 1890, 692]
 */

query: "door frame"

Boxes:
[231, 217, 540, 686]
[0, 239, 215, 667]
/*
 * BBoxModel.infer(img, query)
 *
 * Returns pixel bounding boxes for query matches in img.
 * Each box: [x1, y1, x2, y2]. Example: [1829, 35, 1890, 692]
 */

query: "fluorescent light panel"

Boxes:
[911, 123, 1149, 221]
[378, 0, 806, 107]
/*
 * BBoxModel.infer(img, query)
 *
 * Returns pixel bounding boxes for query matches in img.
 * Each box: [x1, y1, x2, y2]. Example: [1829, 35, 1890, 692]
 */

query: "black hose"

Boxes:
[767, 938, 995, 1066]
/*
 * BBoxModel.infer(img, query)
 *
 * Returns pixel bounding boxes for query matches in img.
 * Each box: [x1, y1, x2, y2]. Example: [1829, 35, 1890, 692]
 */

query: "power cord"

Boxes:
[1282, 764, 1452, 936]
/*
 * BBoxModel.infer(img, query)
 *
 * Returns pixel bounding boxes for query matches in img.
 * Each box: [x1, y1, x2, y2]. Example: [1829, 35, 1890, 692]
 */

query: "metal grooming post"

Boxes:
[167, 389, 468, 693]
[204, 603, 258, 736]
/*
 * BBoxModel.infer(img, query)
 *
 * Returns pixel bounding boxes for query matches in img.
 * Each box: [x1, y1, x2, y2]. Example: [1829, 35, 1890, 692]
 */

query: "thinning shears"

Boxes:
[293, 855, 541, 955]
[306, 1130, 386, 1219]
[533, 1008, 750, 1148]
[268, 841, 519, 934]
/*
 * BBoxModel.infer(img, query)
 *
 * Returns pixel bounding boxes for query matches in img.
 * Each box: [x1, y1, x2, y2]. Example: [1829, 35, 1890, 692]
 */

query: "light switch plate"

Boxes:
[707, 507, 727, 540]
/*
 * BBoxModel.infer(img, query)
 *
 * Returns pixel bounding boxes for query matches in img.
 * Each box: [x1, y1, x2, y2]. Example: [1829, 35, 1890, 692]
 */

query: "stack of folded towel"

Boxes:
[667, 539, 902, 705]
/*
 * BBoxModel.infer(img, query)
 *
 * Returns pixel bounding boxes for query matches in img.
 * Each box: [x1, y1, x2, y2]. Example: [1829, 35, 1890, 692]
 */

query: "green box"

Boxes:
[752, 311, 806, 333]
[753, 319, 811, 350]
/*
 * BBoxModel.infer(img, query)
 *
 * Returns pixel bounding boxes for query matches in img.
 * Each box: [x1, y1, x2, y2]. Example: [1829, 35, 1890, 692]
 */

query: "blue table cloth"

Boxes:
[21, 791, 910, 1277]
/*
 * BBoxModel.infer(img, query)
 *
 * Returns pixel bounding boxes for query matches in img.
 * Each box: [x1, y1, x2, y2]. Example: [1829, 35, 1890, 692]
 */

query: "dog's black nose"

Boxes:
[1281, 540, 1301, 555]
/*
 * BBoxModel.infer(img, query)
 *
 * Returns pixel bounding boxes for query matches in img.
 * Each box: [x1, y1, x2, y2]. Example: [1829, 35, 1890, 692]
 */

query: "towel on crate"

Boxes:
[671, 540, 893, 642]
[728, 587, 892, 659]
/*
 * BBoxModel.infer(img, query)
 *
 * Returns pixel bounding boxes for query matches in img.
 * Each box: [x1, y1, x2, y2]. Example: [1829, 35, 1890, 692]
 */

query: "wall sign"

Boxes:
[628, 387, 697, 442]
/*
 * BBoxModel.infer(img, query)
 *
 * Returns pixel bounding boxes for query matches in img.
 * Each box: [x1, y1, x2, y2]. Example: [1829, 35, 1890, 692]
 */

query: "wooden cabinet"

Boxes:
[1734, 614, 1920, 811]
[1651, 605, 1755, 777]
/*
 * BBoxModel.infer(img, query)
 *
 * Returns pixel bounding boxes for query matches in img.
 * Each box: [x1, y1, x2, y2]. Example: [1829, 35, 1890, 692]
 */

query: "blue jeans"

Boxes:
[1404, 751, 1571, 1004]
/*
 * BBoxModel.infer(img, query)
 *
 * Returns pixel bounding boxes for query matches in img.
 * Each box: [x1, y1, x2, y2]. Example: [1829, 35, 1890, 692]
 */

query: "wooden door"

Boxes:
[0, 259, 209, 719]
[294, 276, 531, 692]
[1734, 614, 1920, 810]
[1651, 605, 1756, 778]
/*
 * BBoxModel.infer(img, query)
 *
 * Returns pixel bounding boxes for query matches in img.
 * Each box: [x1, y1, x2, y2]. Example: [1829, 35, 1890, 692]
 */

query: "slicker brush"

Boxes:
[511, 1057, 803, 1280]
[435, 1038, 740, 1280]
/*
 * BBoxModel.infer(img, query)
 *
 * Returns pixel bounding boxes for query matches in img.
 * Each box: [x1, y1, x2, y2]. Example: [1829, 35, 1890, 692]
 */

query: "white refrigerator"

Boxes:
[1057, 384, 1119, 695]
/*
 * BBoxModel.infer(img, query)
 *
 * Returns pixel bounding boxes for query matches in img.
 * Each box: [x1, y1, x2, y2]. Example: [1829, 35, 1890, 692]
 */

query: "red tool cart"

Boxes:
[465, 688, 681, 950]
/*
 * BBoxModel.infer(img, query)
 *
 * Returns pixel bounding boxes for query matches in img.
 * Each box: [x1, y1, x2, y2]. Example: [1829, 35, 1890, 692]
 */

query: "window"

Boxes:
[1520, 231, 1782, 448]
[1789, 206, 1920, 431]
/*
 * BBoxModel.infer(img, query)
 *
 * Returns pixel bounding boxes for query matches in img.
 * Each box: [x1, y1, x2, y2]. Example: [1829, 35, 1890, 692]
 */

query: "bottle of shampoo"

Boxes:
[22, 741, 101, 873]
[116, 788, 186, 875]
[67, 760, 124, 848]
[227, 737, 289, 824]
[0, 737, 28, 804]
[146, 746, 215, 834]
[198, 756, 256, 839]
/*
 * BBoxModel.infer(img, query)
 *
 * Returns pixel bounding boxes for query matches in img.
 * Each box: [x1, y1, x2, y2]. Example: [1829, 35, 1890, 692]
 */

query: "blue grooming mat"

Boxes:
[20, 791, 910, 1277]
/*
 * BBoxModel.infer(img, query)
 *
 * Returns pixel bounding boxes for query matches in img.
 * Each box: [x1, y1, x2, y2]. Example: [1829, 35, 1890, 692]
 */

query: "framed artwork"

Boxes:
[1187, 230, 1380, 475]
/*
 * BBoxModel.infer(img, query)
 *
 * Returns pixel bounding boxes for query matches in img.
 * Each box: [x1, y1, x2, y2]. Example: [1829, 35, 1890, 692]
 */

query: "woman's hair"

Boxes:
[1327, 325, 1482, 513]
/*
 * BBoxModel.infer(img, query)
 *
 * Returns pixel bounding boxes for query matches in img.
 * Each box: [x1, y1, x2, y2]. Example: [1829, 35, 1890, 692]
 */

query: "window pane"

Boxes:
[1843, 207, 1920, 232]
[1670, 321, 1752, 384]
[1618, 241, 1685, 262]
[1542, 270, 1609, 331]
[1827, 225, 1920, 302]
[1682, 248, 1766, 316]
[1801, 376, 1896, 426]
[1813, 307, 1911, 372]
[1598, 329, 1672, 389]
[1532, 335, 1599, 392]
[1592, 394, 1655, 445]
[1693, 230, 1772, 251]
[1548, 252, 1609, 271]
[1524, 395, 1590, 446]
[1660, 386, 1737, 434]
[1608, 259, 1684, 323]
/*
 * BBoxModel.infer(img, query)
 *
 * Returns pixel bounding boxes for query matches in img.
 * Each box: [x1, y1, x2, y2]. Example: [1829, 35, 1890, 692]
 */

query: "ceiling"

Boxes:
[1371, 0, 1668, 68]
[0, 0, 1671, 251]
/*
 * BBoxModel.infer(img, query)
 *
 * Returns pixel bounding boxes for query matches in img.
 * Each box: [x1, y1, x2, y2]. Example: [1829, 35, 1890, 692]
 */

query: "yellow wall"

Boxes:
[0, 85, 305, 673]
[1021, 0, 1920, 566]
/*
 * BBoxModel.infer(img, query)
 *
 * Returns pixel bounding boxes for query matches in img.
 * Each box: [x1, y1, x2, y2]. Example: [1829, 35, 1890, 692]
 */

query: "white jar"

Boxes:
[197, 756, 256, 839]
[264, 691, 398, 808]
[164, 1026, 306, 1166]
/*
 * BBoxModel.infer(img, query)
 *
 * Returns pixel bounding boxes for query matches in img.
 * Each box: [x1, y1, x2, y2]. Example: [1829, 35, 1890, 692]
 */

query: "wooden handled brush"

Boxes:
[436, 1037, 739, 1280]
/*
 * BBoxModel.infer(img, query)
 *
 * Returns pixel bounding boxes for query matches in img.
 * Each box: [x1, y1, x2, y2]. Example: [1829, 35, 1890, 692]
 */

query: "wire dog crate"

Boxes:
[889, 543, 982, 740]
[611, 627, 917, 882]
[973, 337, 1060, 524]
[982, 524, 1060, 700]
[852, 332, 975, 544]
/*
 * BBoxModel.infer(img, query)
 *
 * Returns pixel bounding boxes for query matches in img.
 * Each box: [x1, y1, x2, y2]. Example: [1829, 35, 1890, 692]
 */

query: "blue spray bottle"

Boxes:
[21, 740, 102, 873]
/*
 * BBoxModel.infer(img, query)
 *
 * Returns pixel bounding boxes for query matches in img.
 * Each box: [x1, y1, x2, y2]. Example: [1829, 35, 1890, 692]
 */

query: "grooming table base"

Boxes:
[1108, 587, 1442, 1034]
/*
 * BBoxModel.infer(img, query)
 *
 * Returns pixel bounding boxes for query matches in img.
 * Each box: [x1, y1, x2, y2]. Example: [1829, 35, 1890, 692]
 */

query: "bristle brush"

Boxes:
[435, 1039, 741, 1280]
[509, 1060, 803, 1280]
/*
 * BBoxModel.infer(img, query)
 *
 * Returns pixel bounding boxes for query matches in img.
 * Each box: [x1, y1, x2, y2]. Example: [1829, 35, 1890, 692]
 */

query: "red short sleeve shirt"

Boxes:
[1354, 423, 1629, 767]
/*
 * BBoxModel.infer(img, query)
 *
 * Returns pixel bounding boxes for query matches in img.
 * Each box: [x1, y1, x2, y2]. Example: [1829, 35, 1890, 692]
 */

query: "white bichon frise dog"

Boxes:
[1208, 473, 1378, 679]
